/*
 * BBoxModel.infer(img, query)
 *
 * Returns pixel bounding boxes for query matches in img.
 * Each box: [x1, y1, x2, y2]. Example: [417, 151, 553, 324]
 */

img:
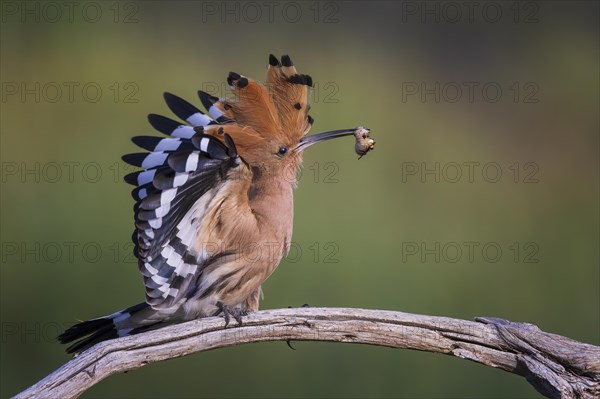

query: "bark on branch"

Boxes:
[14, 308, 600, 399]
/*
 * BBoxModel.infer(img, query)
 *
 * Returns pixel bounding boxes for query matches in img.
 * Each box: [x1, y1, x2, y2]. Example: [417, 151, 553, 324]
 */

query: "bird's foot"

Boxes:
[215, 301, 247, 327]
[287, 303, 310, 308]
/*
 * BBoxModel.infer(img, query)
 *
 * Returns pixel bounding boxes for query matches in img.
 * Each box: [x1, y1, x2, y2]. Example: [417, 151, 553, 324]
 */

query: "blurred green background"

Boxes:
[1, 1, 598, 398]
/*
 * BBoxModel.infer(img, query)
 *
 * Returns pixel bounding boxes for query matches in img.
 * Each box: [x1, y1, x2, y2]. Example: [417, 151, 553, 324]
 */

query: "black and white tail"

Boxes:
[57, 303, 165, 353]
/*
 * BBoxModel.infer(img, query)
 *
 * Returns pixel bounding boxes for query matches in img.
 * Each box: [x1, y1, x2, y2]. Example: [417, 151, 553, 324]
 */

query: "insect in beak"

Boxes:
[295, 126, 376, 159]
[353, 127, 375, 159]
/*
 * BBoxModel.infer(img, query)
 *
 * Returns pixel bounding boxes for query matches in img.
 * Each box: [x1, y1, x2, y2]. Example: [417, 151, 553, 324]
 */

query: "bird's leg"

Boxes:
[215, 301, 247, 326]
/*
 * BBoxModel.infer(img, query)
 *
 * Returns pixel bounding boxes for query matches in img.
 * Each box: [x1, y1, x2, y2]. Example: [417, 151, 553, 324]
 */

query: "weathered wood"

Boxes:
[13, 308, 600, 399]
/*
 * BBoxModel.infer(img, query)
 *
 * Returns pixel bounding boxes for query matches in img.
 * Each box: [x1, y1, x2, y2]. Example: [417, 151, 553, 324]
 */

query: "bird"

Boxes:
[58, 54, 372, 354]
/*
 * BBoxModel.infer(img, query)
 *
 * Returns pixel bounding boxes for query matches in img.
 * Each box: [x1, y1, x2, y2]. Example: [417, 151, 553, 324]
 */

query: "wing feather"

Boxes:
[124, 92, 250, 309]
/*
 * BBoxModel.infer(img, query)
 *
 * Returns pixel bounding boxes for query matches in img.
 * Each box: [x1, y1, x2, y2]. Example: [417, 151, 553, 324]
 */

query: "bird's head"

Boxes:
[200, 54, 371, 180]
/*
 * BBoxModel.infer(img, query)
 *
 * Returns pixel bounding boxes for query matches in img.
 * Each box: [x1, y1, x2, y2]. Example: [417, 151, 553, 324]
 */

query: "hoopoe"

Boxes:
[58, 54, 374, 353]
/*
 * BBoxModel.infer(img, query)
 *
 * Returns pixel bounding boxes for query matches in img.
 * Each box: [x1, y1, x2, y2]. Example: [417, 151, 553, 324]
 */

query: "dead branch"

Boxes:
[13, 308, 600, 399]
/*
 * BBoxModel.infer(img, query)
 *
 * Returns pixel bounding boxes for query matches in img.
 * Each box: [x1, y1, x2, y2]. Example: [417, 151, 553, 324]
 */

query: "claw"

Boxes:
[284, 304, 310, 349]
[287, 303, 310, 308]
[215, 301, 246, 327]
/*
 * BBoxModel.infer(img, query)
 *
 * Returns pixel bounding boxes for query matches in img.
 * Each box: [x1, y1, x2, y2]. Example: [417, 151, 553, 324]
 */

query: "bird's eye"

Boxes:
[277, 146, 288, 156]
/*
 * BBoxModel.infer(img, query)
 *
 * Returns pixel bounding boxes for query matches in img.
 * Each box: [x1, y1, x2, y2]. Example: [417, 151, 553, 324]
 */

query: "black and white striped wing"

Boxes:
[123, 92, 241, 309]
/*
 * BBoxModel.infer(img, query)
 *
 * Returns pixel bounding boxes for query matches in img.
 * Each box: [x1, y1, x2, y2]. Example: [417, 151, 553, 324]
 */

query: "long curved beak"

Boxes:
[294, 128, 357, 152]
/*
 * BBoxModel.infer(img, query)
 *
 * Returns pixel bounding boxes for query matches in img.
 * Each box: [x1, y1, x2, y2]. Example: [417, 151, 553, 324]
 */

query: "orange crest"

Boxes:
[196, 54, 313, 165]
